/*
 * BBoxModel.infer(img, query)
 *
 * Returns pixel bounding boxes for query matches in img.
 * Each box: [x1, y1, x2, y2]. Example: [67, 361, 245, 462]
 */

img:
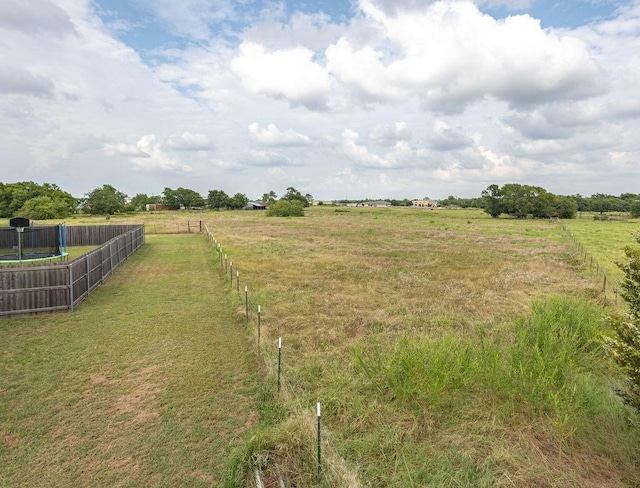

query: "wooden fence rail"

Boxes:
[65, 224, 142, 246]
[0, 225, 145, 317]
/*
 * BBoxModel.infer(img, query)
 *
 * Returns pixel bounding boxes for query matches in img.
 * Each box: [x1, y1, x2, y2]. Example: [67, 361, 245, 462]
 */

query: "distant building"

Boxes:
[146, 203, 170, 211]
[412, 199, 438, 208]
[357, 200, 392, 208]
[245, 201, 268, 210]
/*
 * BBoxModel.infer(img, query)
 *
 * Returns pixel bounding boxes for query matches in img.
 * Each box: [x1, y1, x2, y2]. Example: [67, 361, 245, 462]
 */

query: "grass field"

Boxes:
[2, 208, 640, 486]
[0, 234, 262, 487]
[201, 206, 640, 486]
[562, 213, 640, 282]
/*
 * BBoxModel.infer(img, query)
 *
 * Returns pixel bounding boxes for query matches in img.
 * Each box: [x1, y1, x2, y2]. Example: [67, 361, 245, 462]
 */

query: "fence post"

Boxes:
[277, 337, 282, 393]
[317, 402, 322, 482]
[245, 286, 249, 322]
[86, 254, 90, 297]
[68, 263, 74, 312]
[257, 305, 261, 346]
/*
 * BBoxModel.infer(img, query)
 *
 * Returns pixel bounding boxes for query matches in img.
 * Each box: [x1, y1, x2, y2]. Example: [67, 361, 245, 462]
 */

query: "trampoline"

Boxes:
[0, 218, 68, 264]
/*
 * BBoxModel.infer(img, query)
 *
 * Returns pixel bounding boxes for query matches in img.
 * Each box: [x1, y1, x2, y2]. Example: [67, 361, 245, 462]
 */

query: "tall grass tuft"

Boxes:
[499, 297, 607, 439]
[354, 296, 636, 460]
[355, 335, 476, 412]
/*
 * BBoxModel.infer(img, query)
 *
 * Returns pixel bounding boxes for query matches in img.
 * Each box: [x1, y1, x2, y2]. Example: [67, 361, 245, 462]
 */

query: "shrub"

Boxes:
[266, 200, 304, 217]
[605, 235, 640, 410]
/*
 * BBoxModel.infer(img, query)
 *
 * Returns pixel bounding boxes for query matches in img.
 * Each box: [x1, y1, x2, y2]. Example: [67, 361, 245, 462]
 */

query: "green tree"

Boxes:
[261, 190, 277, 204]
[229, 193, 249, 209]
[0, 181, 75, 218]
[207, 190, 231, 211]
[17, 195, 71, 219]
[555, 196, 578, 219]
[130, 193, 151, 211]
[606, 235, 640, 410]
[481, 184, 502, 218]
[266, 200, 305, 217]
[282, 187, 310, 207]
[163, 187, 205, 209]
[630, 200, 640, 218]
[531, 190, 557, 218]
[590, 194, 614, 214]
[500, 183, 544, 219]
[85, 184, 127, 215]
[569, 194, 590, 212]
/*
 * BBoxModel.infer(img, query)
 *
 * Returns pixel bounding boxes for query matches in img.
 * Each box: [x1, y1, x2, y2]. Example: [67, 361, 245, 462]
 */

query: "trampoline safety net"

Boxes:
[0, 225, 62, 261]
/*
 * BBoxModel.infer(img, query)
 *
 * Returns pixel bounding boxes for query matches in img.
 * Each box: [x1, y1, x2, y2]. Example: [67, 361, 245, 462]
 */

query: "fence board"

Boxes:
[0, 225, 145, 317]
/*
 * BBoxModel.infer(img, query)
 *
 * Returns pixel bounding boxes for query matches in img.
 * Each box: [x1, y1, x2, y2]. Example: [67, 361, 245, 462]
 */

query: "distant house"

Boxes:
[412, 199, 438, 208]
[358, 200, 392, 208]
[146, 203, 170, 211]
[245, 201, 268, 210]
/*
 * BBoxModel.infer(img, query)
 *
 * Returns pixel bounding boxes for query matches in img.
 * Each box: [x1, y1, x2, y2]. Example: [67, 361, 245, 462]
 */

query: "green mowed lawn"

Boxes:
[0, 234, 260, 487]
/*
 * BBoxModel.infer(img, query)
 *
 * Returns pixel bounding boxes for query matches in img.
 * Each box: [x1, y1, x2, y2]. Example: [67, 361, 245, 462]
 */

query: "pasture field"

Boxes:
[2, 207, 640, 486]
[201, 206, 640, 486]
[561, 213, 640, 282]
[0, 234, 262, 487]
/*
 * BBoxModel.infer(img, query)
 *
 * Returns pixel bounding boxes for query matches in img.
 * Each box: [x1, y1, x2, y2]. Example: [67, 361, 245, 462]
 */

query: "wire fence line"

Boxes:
[202, 224, 337, 485]
[558, 221, 622, 306]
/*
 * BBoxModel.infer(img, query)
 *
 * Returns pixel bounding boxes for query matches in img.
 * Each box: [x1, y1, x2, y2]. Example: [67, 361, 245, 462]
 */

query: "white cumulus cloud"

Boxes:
[248, 123, 311, 146]
[327, 0, 602, 112]
[230, 42, 333, 109]
[104, 134, 190, 172]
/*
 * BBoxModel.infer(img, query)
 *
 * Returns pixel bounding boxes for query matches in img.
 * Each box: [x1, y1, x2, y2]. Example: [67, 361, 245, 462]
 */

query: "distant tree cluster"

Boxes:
[570, 193, 640, 216]
[82, 184, 128, 215]
[207, 189, 249, 211]
[440, 192, 640, 218]
[481, 184, 578, 219]
[0, 181, 76, 219]
[438, 195, 484, 208]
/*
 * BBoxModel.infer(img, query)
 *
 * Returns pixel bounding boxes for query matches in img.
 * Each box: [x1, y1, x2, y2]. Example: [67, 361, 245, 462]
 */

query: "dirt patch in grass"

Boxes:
[2, 430, 18, 448]
[115, 380, 160, 423]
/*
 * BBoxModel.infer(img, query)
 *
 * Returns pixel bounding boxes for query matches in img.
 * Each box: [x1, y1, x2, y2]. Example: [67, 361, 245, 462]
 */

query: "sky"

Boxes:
[1, 0, 638, 201]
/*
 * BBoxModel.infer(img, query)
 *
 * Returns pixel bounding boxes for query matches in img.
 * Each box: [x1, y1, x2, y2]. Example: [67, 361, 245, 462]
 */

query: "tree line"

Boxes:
[1, 180, 638, 219]
[0, 181, 313, 219]
[441, 187, 640, 218]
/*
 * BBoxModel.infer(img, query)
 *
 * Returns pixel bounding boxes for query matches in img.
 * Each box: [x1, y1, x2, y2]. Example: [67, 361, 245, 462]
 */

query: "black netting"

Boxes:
[0, 225, 61, 261]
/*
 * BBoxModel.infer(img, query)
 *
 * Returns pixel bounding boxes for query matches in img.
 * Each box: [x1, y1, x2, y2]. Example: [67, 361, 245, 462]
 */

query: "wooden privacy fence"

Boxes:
[0, 225, 145, 317]
[65, 224, 143, 246]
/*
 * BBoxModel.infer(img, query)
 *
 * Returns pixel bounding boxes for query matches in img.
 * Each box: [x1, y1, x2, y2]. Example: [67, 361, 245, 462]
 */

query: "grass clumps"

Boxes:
[356, 297, 604, 419]
[349, 296, 639, 485]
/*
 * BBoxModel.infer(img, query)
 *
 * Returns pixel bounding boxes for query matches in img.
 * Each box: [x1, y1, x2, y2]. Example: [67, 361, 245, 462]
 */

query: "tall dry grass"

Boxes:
[203, 207, 640, 486]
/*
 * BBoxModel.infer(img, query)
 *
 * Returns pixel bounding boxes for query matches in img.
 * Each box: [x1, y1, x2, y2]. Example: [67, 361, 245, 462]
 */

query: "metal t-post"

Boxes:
[17, 227, 24, 262]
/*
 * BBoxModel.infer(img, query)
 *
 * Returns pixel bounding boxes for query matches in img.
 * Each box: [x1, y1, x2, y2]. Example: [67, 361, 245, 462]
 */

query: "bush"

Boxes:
[605, 235, 640, 410]
[266, 200, 304, 217]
